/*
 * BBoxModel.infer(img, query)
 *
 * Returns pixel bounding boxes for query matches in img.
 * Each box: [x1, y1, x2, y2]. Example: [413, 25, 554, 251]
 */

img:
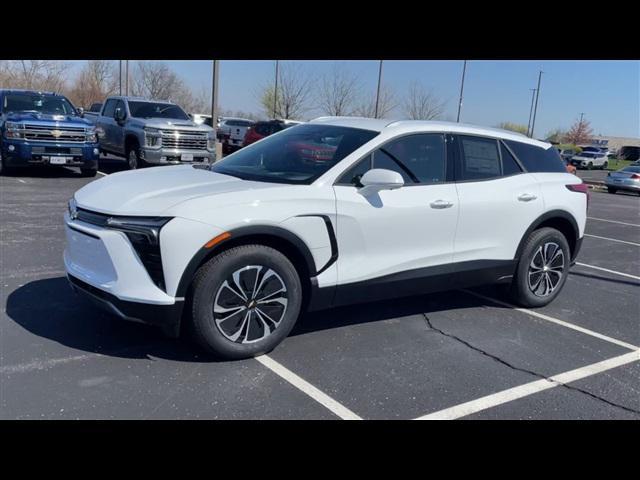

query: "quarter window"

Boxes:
[500, 142, 523, 176]
[504, 140, 566, 173]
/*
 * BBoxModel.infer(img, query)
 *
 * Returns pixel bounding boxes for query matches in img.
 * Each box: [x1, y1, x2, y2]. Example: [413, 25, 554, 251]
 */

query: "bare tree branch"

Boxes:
[258, 63, 315, 120]
[317, 63, 360, 116]
[402, 82, 446, 120]
[353, 83, 396, 118]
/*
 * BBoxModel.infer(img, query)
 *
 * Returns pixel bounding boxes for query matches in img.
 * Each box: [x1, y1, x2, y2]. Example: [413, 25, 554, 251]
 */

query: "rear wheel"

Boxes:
[510, 227, 570, 308]
[607, 187, 617, 194]
[189, 244, 303, 360]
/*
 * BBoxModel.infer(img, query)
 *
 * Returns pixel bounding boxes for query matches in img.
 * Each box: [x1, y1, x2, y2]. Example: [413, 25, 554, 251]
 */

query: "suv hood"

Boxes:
[132, 117, 213, 132]
[4, 111, 91, 127]
[74, 165, 279, 215]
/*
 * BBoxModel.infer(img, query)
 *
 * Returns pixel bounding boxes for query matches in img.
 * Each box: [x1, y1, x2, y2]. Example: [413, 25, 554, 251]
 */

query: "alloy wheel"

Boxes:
[527, 242, 565, 297]
[213, 265, 288, 344]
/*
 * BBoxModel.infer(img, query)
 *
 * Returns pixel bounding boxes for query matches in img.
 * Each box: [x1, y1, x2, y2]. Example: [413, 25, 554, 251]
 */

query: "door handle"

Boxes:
[430, 199, 454, 209]
[518, 193, 537, 202]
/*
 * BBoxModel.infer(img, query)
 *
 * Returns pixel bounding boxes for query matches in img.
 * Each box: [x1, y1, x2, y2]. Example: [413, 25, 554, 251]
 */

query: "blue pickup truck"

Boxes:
[0, 89, 100, 176]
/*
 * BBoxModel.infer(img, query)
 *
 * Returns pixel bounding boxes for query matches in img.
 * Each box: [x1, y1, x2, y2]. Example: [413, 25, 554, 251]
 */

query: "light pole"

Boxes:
[530, 69, 544, 139]
[272, 60, 279, 119]
[119, 60, 122, 95]
[456, 60, 467, 123]
[374, 60, 383, 119]
[526, 88, 537, 137]
[211, 60, 219, 125]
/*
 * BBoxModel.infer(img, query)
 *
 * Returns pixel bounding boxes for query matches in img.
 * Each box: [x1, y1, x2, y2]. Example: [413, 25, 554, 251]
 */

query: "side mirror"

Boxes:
[358, 168, 404, 196]
[114, 108, 126, 123]
[77, 107, 84, 117]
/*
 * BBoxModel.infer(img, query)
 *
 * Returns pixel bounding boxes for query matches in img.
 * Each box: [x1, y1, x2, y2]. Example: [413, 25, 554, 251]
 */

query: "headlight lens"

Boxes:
[4, 122, 24, 139]
[144, 127, 161, 148]
[86, 128, 97, 143]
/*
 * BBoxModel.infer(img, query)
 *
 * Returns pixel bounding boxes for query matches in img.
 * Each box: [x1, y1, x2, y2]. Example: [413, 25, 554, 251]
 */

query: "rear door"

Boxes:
[452, 135, 544, 267]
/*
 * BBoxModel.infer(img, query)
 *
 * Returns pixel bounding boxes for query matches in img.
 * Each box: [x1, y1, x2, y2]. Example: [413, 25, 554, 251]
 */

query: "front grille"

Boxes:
[160, 130, 208, 150]
[75, 208, 110, 227]
[31, 146, 83, 155]
[23, 124, 86, 143]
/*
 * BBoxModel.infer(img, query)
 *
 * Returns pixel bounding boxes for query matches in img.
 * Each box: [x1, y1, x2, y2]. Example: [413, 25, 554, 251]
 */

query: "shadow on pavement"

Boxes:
[98, 155, 129, 174]
[5, 276, 510, 362]
[1, 166, 87, 178]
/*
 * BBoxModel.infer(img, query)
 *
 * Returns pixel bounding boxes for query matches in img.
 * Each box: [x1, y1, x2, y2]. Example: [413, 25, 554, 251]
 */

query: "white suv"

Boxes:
[64, 117, 588, 359]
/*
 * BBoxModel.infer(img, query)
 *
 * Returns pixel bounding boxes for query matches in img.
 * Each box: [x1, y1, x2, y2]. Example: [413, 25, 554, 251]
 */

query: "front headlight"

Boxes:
[4, 121, 24, 139]
[106, 216, 172, 290]
[67, 197, 78, 218]
[85, 128, 97, 143]
[144, 127, 162, 148]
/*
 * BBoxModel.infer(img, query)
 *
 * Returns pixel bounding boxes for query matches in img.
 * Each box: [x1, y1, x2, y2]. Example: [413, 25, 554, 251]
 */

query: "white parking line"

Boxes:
[575, 262, 640, 281]
[415, 350, 639, 420]
[255, 354, 362, 420]
[584, 234, 640, 247]
[97, 171, 107, 176]
[17, 179, 26, 184]
[462, 290, 639, 351]
[588, 217, 640, 228]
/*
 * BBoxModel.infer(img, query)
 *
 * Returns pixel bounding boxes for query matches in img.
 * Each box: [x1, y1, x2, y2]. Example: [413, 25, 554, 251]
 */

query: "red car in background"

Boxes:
[243, 119, 302, 146]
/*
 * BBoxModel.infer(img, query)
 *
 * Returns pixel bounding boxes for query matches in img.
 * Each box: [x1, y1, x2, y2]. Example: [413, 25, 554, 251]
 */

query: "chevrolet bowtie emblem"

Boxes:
[51, 130, 63, 138]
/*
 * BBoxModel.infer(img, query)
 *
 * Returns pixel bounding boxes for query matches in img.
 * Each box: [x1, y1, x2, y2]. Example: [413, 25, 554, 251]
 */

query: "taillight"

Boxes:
[566, 182, 590, 209]
[631, 174, 640, 180]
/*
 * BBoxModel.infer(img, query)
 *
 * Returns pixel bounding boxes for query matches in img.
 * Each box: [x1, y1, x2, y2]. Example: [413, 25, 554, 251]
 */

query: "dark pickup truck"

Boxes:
[0, 89, 99, 176]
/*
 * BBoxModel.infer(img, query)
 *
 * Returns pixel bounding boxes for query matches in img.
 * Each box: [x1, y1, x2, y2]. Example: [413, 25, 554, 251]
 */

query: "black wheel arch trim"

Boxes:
[174, 221, 332, 299]
[294, 214, 338, 275]
[514, 209, 581, 262]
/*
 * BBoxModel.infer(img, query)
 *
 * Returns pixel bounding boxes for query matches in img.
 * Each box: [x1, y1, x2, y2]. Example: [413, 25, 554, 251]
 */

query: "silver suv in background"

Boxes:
[90, 96, 216, 169]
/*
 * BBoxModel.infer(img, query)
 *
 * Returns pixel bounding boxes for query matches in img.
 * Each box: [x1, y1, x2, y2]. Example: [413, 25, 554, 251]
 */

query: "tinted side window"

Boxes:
[338, 155, 373, 186]
[383, 134, 446, 184]
[102, 99, 117, 117]
[458, 136, 501, 180]
[505, 140, 566, 173]
[114, 100, 126, 118]
[500, 142, 523, 176]
[372, 149, 417, 184]
[254, 123, 269, 135]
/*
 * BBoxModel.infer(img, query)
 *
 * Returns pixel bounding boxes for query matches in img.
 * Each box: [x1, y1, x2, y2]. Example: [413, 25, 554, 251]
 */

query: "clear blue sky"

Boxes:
[67, 60, 639, 138]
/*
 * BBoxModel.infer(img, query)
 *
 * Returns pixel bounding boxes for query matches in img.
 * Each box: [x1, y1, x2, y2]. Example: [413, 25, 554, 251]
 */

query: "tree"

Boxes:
[564, 117, 593, 145]
[545, 128, 567, 144]
[353, 84, 396, 118]
[317, 63, 360, 116]
[497, 122, 529, 135]
[258, 63, 315, 120]
[0, 60, 68, 92]
[67, 60, 118, 108]
[402, 82, 446, 120]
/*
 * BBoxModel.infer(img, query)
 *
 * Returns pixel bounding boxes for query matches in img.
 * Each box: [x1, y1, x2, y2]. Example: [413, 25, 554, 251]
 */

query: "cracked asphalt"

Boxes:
[1, 159, 638, 419]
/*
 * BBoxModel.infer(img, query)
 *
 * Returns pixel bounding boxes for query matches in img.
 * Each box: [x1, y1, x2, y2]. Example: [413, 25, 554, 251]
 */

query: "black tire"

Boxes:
[587, 162, 593, 170]
[189, 244, 303, 360]
[607, 187, 617, 194]
[125, 142, 143, 170]
[80, 167, 97, 177]
[510, 227, 570, 308]
[602, 161, 608, 170]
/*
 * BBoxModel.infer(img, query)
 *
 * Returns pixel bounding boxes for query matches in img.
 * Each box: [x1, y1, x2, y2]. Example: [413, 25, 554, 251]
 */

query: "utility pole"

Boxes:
[456, 60, 467, 123]
[272, 60, 279, 119]
[526, 88, 537, 137]
[125, 60, 129, 96]
[530, 69, 544, 139]
[374, 60, 383, 119]
[579, 112, 585, 123]
[119, 60, 122, 95]
[211, 60, 219, 125]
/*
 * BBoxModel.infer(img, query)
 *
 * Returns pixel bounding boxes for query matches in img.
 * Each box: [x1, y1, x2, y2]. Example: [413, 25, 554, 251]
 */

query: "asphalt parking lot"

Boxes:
[1, 159, 638, 420]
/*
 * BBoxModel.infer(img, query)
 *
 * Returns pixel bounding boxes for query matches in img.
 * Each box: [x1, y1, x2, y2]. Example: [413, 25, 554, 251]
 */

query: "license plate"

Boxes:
[181, 153, 194, 161]
[50, 157, 68, 165]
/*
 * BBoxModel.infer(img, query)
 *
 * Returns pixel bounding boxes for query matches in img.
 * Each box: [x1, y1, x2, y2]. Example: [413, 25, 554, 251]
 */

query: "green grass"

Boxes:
[606, 158, 634, 171]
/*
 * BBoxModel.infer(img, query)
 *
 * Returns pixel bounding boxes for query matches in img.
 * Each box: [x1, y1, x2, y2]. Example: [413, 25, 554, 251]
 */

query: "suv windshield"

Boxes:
[211, 124, 379, 184]
[3, 93, 77, 116]
[128, 101, 190, 120]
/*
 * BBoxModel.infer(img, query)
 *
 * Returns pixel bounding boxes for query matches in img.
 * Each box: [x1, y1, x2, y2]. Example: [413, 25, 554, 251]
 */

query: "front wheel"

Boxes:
[587, 162, 593, 170]
[126, 144, 143, 170]
[510, 227, 570, 308]
[189, 244, 303, 360]
[607, 187, 617, 194]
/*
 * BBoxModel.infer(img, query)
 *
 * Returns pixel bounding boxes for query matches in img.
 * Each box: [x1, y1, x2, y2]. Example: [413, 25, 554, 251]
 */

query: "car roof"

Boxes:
[106, 96, 175, 104]
[221, 117, 254, 122]
[0, 89, 59, 96]
[308, 116, 551, 149]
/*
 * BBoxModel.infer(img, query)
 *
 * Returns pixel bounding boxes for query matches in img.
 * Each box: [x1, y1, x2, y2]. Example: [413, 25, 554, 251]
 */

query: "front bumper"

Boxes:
[2, 139, 99, 168]
[68, 274, 183, 337]
[142, 147, 215, 165]
[63, 212, 184, 335]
